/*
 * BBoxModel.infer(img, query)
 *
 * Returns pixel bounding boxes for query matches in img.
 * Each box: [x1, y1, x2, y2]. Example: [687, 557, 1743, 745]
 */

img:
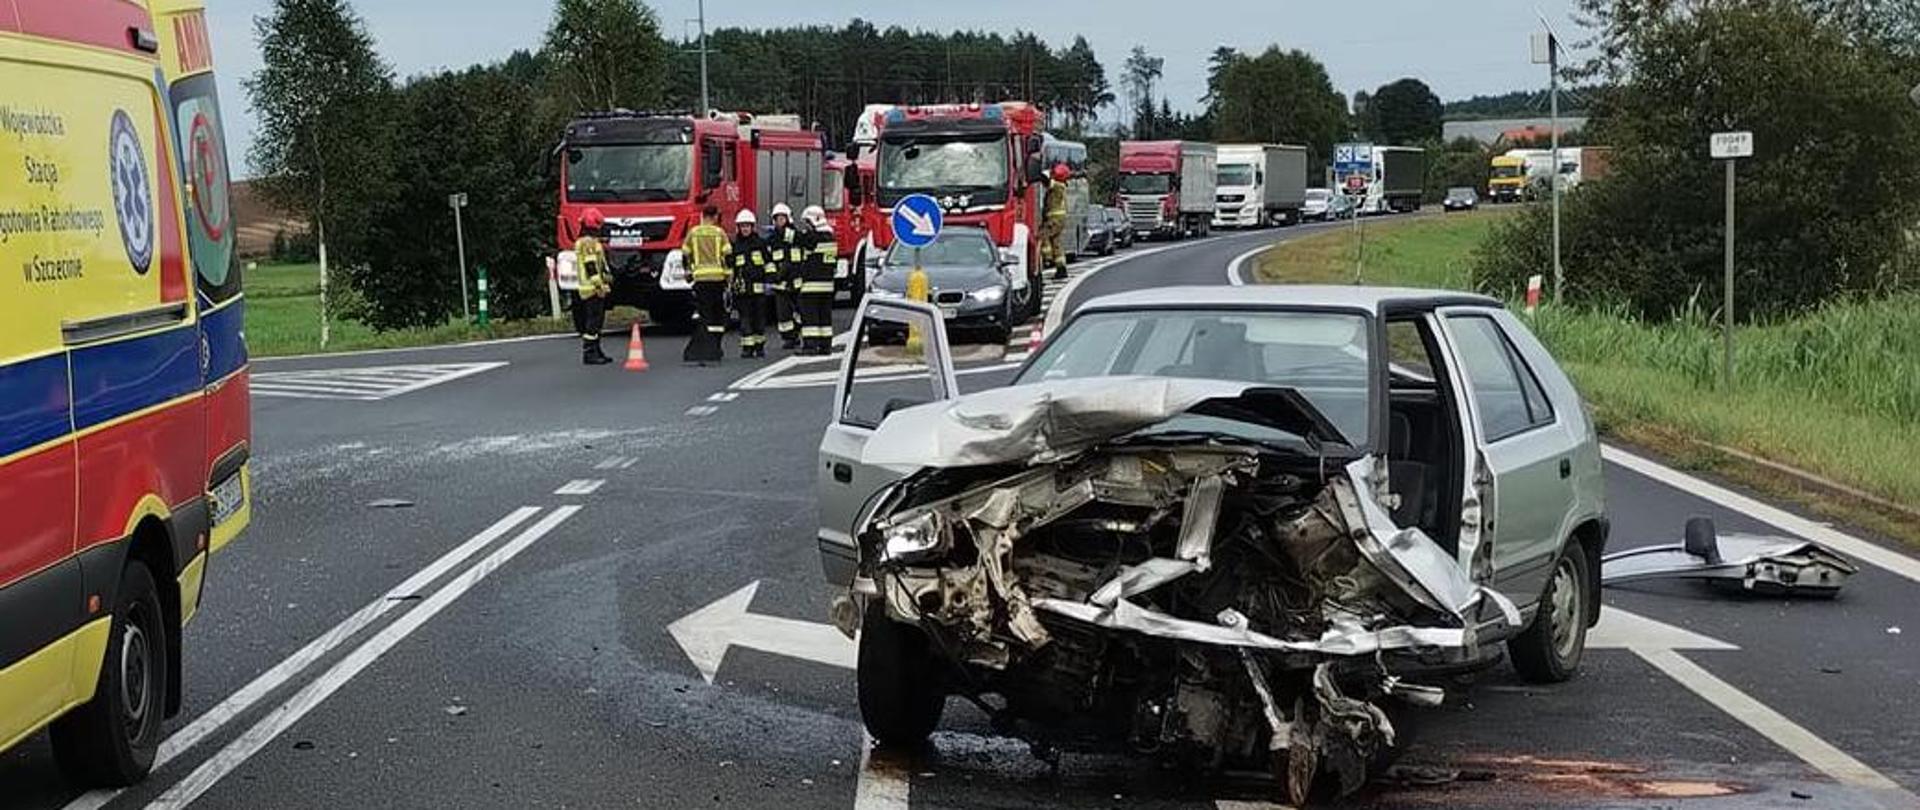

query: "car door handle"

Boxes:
[1559, 458, 1572, 480]
[831, 462, 853, 483]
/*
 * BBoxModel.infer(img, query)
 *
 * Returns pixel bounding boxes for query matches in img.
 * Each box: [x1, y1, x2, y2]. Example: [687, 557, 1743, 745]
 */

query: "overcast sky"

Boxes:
[206, 0, 1584, 175]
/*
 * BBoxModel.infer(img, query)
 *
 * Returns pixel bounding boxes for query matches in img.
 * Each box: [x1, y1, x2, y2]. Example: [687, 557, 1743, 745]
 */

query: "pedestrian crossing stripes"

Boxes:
[251, 362, 508, 402]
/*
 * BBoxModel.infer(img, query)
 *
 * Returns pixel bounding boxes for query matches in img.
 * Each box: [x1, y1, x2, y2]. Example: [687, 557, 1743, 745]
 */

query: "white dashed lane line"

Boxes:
[554, 479, 606, 496]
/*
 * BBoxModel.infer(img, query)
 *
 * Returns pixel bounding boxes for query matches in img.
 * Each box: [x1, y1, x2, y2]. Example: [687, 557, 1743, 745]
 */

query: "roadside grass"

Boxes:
[1254, 209, 1920, 545]
[243, 262, 595, 357]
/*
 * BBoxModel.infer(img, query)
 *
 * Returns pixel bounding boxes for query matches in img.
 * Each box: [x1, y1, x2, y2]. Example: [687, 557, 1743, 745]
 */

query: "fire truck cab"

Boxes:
[555, 111, 822, 330]
[858, 103, 1053, 320]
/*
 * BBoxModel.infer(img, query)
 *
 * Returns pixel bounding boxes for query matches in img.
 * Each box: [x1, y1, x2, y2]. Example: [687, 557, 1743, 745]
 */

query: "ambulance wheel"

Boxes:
[50, 560, 167, 787]
[858, 602, 945, 748]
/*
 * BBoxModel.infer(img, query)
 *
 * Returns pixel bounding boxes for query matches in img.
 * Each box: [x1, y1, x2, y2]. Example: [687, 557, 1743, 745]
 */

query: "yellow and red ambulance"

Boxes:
[1, 0, 250, 786]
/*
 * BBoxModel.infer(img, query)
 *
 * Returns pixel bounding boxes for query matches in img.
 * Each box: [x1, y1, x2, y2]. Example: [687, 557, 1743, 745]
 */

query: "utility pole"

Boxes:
[449, 192, 470, 320]
[1533, 18, 1563, 302]
[697, 0, 709, 114]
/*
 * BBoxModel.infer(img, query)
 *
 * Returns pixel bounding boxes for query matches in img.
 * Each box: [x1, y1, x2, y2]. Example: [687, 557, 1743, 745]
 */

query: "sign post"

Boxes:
[1710, 131, 1753, 387]
[891, 194, 945, 352]
[449, 192, 471, 321]
[1334, 143, 1373, 281]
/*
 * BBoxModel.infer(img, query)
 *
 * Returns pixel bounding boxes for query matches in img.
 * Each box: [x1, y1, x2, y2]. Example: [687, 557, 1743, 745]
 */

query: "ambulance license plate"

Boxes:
[211, 472, 245, 525]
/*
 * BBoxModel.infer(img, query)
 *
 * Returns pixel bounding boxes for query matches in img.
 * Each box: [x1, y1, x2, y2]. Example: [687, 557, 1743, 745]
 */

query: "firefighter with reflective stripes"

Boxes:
[1040, 162, 1071, 281]
[729, 209, 772, 358]
[682, 205, 732, 365]
[767, 203, 804, 349]
[796, 205, 838, 356]
[573, 208, 615, 365]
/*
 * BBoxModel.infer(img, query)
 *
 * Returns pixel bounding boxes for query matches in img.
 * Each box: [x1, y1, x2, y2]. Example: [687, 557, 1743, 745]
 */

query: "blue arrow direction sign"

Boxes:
[891, 193, 944, 249]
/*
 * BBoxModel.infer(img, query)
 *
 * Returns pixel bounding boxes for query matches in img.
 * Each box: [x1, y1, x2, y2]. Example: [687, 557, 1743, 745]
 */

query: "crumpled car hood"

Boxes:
[860, 375, 1345, 469]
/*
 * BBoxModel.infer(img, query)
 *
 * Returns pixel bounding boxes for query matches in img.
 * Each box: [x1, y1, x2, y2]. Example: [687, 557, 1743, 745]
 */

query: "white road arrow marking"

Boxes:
[668, 581, 854, 684]
[1592, 607, 1909, 798]
[899, 206, 936, 237]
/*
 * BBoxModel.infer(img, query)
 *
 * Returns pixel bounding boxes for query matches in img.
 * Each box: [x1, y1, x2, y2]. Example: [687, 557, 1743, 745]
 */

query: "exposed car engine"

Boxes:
[857, 435, 1513, 804]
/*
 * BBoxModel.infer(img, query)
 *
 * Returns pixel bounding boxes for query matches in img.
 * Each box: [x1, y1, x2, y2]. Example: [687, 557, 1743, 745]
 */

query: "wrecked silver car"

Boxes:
[817, 290, 1611, 803]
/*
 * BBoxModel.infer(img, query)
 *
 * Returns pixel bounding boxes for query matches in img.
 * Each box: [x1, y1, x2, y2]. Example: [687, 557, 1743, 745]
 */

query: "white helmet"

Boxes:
[801, 205, 828, 229]
[735, 209, 757, 226]
[771, 203, 793, 219]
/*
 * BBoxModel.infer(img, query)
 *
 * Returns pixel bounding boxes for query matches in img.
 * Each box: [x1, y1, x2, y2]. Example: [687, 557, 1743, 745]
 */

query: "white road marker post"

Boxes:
[1710, 131, 1753, 387]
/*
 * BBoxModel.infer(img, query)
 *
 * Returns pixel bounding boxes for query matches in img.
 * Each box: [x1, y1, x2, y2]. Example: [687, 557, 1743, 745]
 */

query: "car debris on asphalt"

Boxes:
[1600, 517, 1858, 597]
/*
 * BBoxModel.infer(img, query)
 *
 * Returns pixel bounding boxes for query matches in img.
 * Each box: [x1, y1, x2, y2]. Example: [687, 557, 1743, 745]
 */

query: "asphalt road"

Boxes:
[4, 220, 1917, 810]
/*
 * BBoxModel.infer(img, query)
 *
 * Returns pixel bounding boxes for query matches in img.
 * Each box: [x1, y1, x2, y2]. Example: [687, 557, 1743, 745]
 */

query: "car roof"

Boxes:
[1078, 284, 1501, 316]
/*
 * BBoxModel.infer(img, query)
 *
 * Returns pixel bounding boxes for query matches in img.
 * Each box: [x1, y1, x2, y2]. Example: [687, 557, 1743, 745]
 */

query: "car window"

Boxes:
[1020, 308, 1373, 446]
[1447, 314, 1555, 441]
[1385, 319, 1435, 382]
[887, 230, 994, 266]
[840, 305, 950, 429]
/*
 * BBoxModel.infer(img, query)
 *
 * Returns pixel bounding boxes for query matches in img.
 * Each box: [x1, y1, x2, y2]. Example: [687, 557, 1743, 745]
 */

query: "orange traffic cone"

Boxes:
[623, 322, 650, 372]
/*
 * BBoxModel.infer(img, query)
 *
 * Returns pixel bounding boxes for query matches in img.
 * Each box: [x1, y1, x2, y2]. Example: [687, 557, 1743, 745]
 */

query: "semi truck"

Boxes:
[1362, 145, 1426, 214]
[1488, 147, 1613, 202]
[1212, 143, 1309, 228]
[553, 110, 823, 329]
[855, 102, 1058, 319]
[1488, 153, 1530, 202]
[1119, 140, 1217, 239]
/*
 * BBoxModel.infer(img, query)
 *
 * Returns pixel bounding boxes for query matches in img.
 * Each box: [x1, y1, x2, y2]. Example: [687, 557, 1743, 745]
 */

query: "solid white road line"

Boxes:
[853, 740, 912, 810]
[1602, 445, 1920, 584]
[60, 507, 543, 810]
[1225, 243, 1276, 286]
[1638, 647, 1906, 794]
[1215, 801, 1295, 810]
[554, 479, 606, 495]
[146, 506, 582, 810]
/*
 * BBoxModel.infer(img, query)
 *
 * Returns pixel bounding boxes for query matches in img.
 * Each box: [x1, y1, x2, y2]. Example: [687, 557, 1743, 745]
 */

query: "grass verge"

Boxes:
[1255, 209, 1920, 546]
[245, 263, 605, 357]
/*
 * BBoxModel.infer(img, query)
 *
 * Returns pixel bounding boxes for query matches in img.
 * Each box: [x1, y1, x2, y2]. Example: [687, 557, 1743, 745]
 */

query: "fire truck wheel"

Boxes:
[50, 559, 167, 787]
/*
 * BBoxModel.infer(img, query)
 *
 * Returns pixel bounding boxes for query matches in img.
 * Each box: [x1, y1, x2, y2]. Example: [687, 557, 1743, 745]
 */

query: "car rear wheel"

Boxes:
[51, 559, 168, 787]
[857, 601, 946, 747]
[1508, 548, 1592, 683]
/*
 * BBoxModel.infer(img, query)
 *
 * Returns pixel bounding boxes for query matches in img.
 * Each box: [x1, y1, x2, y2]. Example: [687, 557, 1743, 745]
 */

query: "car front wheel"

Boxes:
[51, 559, 168, 787]
[1508, 548, 1593, 683]
[857, 601, 946, 747]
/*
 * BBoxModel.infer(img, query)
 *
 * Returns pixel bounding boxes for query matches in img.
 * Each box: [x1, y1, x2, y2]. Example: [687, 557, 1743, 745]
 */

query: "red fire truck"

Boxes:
[554, 111, 823, 329]
[853, 102, 1053, 320]
[823, 151, 876, 303]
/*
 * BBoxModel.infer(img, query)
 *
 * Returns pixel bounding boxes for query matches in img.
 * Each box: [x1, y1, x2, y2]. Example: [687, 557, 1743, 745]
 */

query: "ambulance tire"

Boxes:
[50, 560, 167, 787]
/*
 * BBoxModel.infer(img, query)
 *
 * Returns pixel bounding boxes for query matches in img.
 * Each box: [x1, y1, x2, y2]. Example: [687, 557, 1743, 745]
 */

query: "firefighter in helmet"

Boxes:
[795, 205, 838, 356]
[1040, 162, 1071, 280]
[729, 209, 773, 358]
[767, 203, 803, 349]
[572, 208, 614, 365]
[682, 205, 732, 365]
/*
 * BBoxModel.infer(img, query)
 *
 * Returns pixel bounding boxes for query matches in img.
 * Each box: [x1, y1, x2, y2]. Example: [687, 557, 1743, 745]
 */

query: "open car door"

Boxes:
[816, 298, 958, 586]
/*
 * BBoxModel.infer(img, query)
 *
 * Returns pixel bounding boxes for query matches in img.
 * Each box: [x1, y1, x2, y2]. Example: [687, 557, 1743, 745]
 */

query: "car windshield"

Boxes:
[1017, 308, 1372, 447]
[886, 230, 996, 266]
[1448, 188, 1475, 199]
[566, 144, 692, 201]
[1119, 173, 1172, 195]
[879, 136, 1007, 191]
[1492, 165, 1525, 179]
[1217, 164, 1255, 186]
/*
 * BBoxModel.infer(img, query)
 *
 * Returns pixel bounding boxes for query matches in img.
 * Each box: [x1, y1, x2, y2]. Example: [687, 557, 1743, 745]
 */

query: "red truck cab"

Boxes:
[824, 152, 874, 301]
[555, 111, 821, 329]
[859, 102, 1050, 319]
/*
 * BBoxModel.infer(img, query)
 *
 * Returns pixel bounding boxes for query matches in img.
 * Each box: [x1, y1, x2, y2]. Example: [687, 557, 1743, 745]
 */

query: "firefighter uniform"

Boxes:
[769, 219, 804, 349]
[730, 217, 773, 358]
[1040, 173, 1070, 280]
[796, 208, 839, 356]
[573, 233, 614, 365]
[683, 218, 732, 365]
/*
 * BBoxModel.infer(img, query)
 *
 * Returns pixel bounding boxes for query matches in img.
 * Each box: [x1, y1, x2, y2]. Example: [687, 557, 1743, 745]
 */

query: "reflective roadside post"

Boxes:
[475, 265, 490, 328]
[1710, 131, 1754, 388]
[905, 248, 929, 354]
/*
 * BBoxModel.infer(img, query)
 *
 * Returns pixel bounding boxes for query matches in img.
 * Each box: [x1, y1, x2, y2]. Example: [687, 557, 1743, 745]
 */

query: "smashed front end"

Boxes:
[850, 378, 1517, 803]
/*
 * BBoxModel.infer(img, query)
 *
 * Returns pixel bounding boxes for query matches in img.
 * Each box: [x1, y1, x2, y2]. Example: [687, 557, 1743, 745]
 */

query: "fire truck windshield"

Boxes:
[1119, 173, 1173, 195]
[879, 136, 1007, 193]
[566, 143, 693, 202]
